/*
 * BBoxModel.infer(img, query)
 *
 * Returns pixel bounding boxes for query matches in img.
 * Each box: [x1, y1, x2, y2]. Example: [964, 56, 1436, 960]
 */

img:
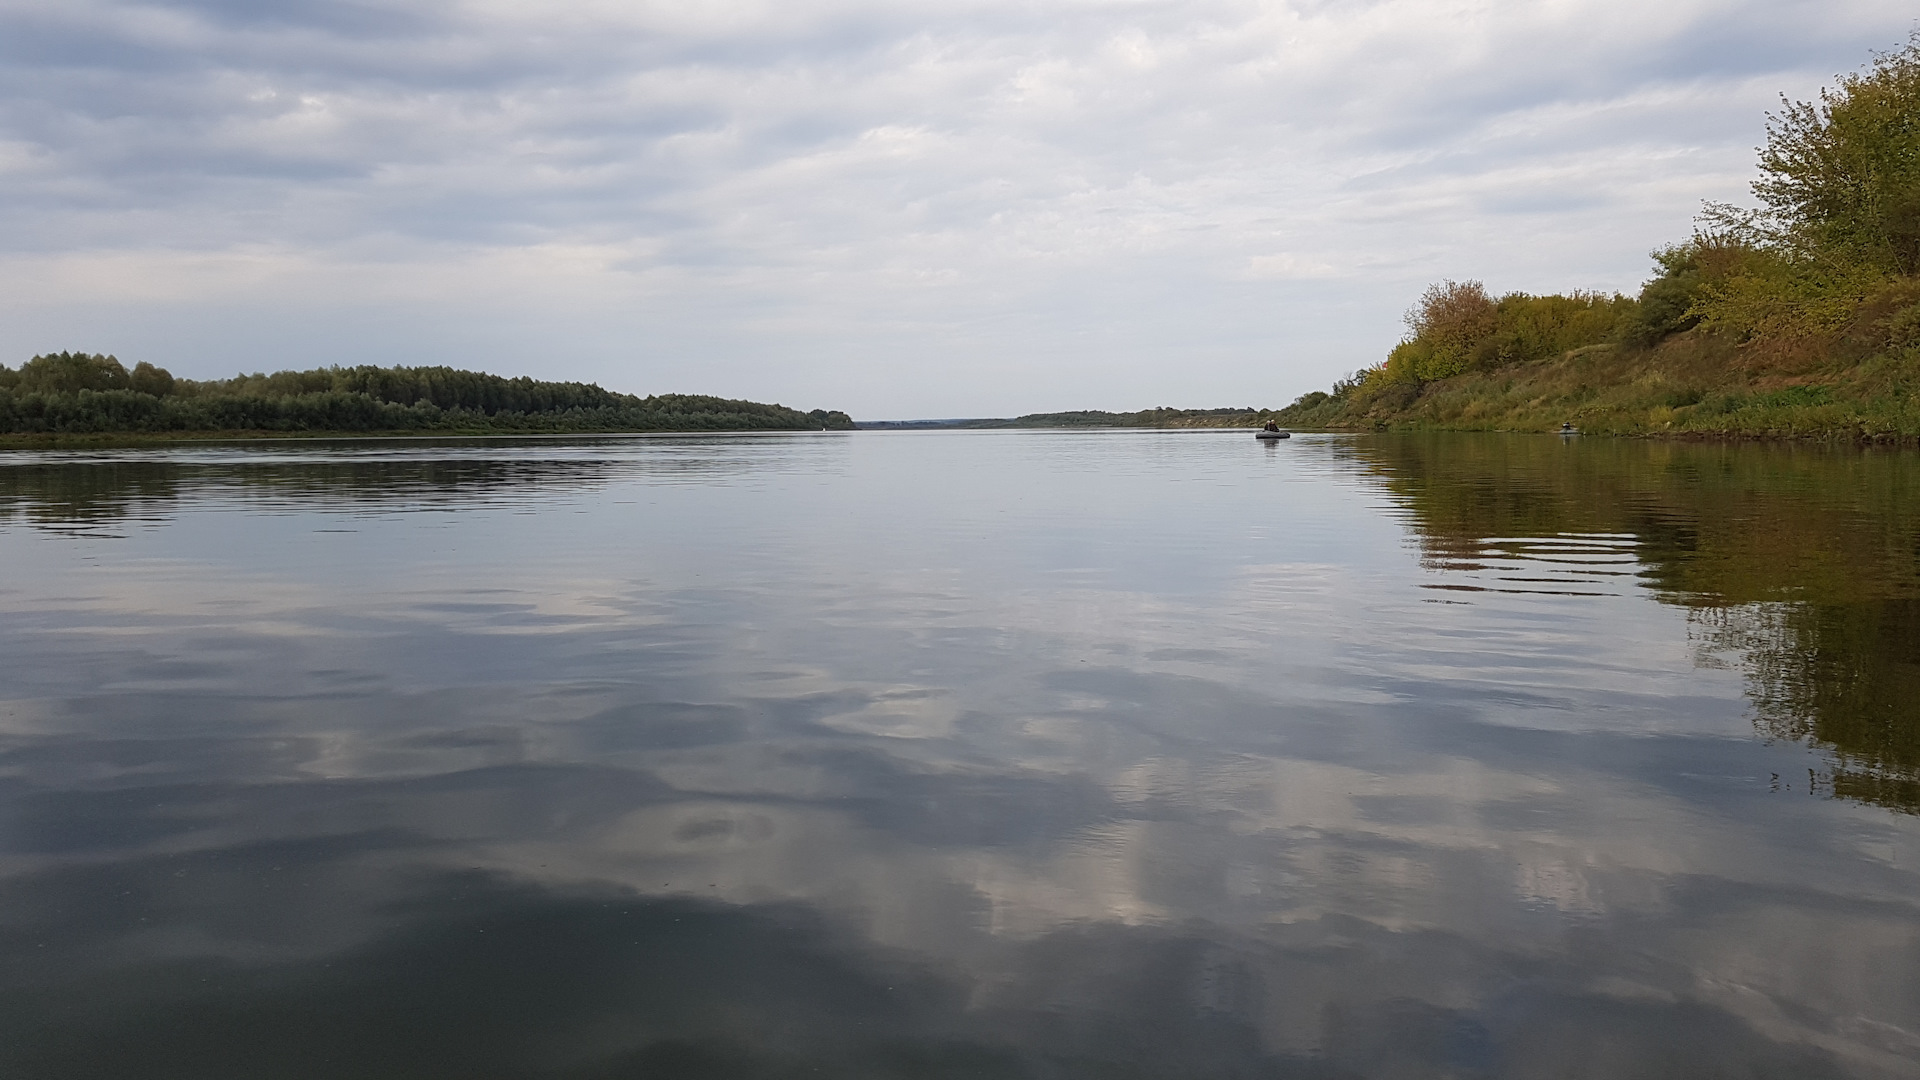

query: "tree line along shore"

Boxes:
[1276, 34, 1920, 441]
[0, 354, 854, 441]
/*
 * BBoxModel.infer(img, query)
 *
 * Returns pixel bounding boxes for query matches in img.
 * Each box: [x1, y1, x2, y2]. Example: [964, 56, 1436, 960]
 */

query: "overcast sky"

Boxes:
[1, 1, 1912, 418]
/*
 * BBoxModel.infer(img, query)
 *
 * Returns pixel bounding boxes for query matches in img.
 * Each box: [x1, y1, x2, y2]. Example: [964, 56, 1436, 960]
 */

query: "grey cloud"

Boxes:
[143, 0, 441, 38]
[1, 0, 1914, 413]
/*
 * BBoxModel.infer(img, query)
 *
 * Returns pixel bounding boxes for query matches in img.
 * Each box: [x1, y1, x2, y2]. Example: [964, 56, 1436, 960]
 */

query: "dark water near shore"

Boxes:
[2, 430, 1918, 1079]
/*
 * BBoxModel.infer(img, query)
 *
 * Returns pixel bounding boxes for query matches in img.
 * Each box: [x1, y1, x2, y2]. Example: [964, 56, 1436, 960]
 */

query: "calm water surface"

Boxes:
[2, 430, 1918, 1078]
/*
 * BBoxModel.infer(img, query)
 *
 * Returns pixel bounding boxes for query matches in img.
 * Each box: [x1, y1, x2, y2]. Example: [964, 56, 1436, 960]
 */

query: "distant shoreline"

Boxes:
[0, 359, 855, 444]
[857, 407, 1279, 430]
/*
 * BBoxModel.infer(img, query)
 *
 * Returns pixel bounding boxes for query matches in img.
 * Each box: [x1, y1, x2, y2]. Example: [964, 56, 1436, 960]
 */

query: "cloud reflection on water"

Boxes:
[1, 432, 1918, 1076]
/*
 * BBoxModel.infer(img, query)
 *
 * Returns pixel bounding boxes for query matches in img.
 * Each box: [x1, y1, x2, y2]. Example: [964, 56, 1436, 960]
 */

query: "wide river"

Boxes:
[2, 430, 1918, 1078]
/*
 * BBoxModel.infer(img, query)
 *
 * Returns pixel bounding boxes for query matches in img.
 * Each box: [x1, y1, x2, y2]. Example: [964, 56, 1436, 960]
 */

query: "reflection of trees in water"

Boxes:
[0, 460, 186, 531]
[1343, 434, 1920, 814]
[1694, 602, 1920, 813]
[0, 443, 770, 532]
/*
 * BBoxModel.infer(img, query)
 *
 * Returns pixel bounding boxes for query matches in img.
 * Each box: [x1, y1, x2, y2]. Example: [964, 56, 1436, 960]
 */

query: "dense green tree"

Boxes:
[17, 352, 131, 393]
[1615, 238, 1773, 344]
[129, 361, 175, 397]
[1754, 33, 1920, 274]
[1685, 34, 1920, 339]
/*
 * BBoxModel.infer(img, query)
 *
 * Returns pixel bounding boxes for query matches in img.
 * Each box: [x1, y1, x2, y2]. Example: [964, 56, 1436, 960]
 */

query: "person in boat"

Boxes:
[1262, 419, 1280, 433]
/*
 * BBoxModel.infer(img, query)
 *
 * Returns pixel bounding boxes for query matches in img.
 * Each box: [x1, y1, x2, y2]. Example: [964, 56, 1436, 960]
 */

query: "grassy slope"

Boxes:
[1279, 328, 1920, 440]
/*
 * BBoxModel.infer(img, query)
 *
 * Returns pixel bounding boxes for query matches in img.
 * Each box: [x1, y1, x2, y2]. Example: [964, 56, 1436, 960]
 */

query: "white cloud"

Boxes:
[0, 0, 1912, 415]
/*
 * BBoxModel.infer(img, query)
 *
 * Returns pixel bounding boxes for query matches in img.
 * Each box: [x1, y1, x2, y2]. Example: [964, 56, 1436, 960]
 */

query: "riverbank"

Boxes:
[1276, 326, 1920, 441]
[1275, 36, 1920, 443]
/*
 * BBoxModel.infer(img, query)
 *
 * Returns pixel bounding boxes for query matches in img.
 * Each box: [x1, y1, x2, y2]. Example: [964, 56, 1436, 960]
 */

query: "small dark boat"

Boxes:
[1255, 430, 1290, 440]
